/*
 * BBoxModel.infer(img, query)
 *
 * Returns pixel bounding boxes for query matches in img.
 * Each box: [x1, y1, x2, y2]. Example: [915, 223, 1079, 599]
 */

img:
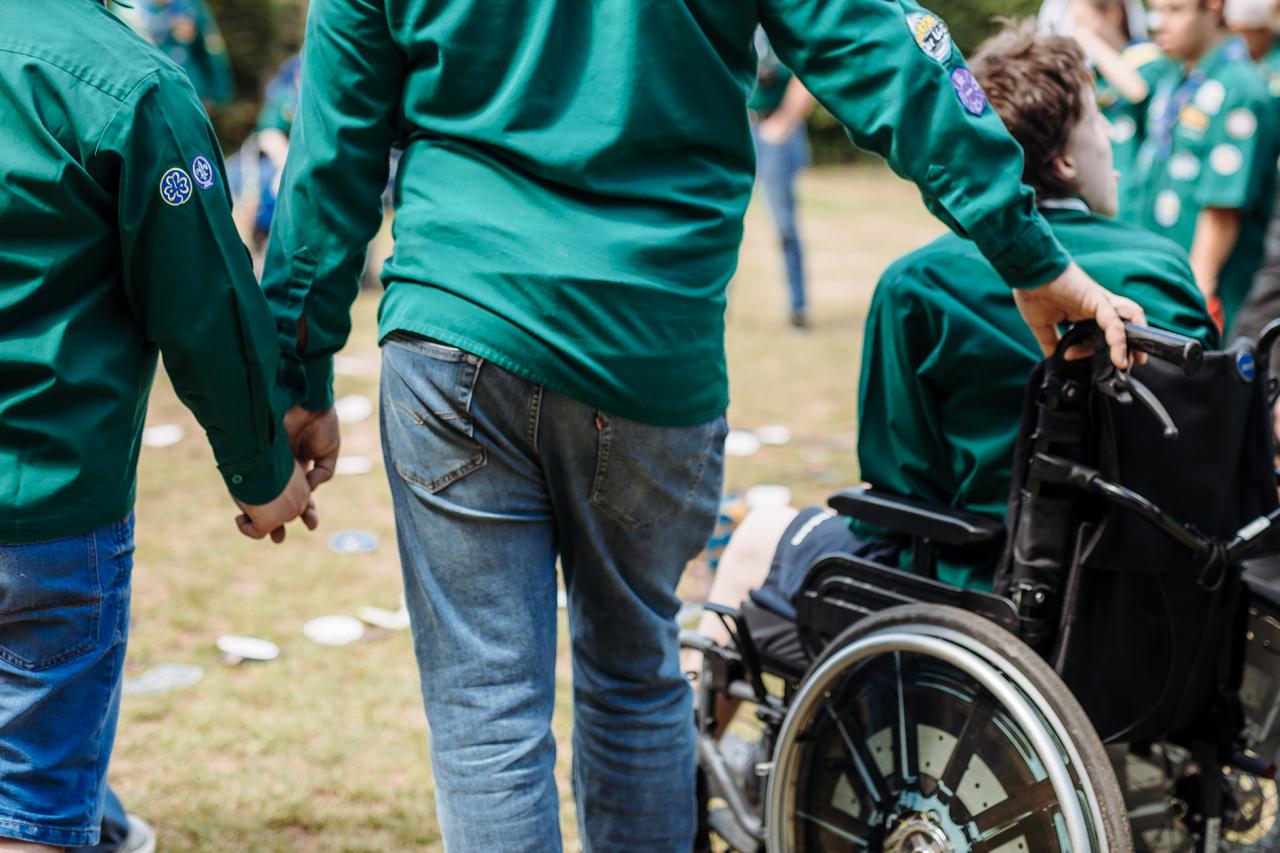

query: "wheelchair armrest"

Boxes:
[828, 486, 1004, 547]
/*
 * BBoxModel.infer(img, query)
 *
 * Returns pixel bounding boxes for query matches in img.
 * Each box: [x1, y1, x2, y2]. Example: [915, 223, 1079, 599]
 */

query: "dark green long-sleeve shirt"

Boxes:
[0, 0, 294, 542]
[856, 205, 1218, 589]
[263, 0, 1072, 425]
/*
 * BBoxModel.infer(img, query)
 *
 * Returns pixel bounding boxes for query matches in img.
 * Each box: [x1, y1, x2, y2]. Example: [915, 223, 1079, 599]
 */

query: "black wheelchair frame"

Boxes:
[687, 321, 1280, 853]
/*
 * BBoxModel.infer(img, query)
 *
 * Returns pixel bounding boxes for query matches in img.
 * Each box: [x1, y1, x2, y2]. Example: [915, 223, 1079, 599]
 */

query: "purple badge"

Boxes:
[950, 68, 987, 116]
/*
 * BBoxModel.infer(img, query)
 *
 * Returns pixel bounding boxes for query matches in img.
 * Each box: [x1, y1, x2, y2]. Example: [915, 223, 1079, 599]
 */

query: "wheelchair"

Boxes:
[684, 321, 1280, 852]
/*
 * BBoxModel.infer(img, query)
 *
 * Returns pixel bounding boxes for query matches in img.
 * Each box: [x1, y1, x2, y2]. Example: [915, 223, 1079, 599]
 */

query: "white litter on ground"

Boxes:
[141, 424, 184, 448]
[303, 615, 366, 646]
[335, 456, 374, 476]
[755, 425, 792, 446]
[123, 663, 204, 695]
[216, 635, 280, 663]
[358, 605, 410, 631]
[724, 430, 761, 457]
[334, 394, 374, 424]
[745, 484, 792, 510]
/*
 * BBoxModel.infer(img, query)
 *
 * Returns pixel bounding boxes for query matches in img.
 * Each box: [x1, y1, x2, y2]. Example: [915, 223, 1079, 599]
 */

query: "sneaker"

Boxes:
[120, 815, 156, 853]
[790, 310, 809, 330]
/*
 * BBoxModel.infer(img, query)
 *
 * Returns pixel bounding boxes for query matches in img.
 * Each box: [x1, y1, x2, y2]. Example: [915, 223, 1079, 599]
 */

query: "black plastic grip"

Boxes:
[1124, 323, 1203, 376]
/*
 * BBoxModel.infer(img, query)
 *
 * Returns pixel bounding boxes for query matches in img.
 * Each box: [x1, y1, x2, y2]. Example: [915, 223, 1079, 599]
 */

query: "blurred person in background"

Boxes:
[130, 0, 233, 112]
[750, 29, 817, 330]
[1065, 0, 1177, 217]
[1222, 0, 1280, 341]
[1128, 0, 1277, 330]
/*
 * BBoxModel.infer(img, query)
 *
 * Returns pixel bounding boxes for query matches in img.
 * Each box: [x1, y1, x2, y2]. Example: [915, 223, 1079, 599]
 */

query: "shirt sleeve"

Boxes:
[97, 68, 295, 505]
[758, 0, 1070, 288]
[260, 0, 407, 411]
[1195, 85, 1267, 210]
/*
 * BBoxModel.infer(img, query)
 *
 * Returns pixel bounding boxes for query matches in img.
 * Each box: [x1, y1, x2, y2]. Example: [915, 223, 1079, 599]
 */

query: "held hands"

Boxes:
[1013, 262, 1147, 369]
[235, 461, 317, 543]
[232, 407, 339, 543]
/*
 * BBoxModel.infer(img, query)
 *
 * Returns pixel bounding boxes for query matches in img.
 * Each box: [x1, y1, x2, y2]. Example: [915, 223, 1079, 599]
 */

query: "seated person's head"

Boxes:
[969, 22, 1119, 217]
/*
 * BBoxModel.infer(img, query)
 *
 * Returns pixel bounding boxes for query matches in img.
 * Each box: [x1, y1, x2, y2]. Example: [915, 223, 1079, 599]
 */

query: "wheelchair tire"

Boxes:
[764, 604, 1130, 852]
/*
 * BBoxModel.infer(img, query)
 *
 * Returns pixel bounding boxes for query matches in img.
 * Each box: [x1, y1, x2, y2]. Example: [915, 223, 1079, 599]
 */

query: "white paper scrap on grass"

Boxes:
[329, 530, 378, 554]
[335, 456, 374, 476]
[303, 615, 366, 646]
[724, 430, 761, 457]
[141, 424, 185, 447]
[358, 605, 410, 631]
[755, 425, 792, 446]
[335, 394, 374, 424]
[216, 635, 280, 662]
[123, 663, 204, 695]
[745, 484, 792, 509]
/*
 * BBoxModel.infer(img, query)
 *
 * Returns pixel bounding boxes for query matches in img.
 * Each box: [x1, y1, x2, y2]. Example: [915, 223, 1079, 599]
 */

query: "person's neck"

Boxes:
[1239, 28, 1276, 61]
[1182, 30, 1229, 68]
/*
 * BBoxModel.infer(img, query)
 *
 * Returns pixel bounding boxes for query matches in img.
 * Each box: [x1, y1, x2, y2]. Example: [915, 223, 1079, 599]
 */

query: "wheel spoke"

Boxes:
[795, 810, 873, 846]
[971, 777, 1059, 836]
[823, 704, 892, 805]
[938, 697, 995, 801]
[895, 651, 919, 786]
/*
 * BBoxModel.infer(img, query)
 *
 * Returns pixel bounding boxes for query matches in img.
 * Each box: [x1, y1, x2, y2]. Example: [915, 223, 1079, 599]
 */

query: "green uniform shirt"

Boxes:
[0, 0, 295, 542]
[263, 0, 1071, 426]
[1131, 36, 1278, 328]
[1100, 41, 1174, 220]
[1260, 40, 1280, 103]
[856, 204, 1218, 590]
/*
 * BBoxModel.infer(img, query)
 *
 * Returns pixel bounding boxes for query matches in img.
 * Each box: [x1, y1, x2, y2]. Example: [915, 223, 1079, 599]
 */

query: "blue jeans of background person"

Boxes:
[0, 517, 134, 848]
[379, 333, 726, 853]
[752, 122, 810, 315]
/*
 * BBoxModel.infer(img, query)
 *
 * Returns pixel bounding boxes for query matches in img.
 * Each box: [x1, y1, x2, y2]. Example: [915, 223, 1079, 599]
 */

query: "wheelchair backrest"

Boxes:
[996, 337, 1277, 743]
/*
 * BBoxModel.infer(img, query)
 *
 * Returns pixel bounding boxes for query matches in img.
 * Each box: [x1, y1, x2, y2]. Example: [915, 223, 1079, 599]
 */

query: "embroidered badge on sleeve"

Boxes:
[192, 155, 216, 190]
[159, 168, 193, 207]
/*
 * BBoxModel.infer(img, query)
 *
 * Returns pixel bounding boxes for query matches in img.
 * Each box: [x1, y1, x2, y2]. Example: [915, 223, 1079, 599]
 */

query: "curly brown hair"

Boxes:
[968, 21, 1095, 200]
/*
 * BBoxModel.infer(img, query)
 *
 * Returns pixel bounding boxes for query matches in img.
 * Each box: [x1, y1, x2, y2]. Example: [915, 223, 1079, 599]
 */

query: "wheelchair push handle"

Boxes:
[1055, 321, 1203, 376]
[1122, 322, 1203, 376]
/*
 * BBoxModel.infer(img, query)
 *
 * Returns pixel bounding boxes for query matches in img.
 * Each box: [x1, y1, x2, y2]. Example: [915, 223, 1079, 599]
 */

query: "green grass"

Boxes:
[113, 162, 941, 850]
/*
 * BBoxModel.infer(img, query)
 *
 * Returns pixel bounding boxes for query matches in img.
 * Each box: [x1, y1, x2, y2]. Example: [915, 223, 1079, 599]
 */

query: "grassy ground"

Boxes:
[112, 163, 941, 850]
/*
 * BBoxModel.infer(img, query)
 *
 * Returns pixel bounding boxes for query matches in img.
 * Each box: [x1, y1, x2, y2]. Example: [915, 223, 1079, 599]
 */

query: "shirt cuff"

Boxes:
[218, 427, 296, 505]
[300, 356, 335, 412]
[978, 211, 1072, 289]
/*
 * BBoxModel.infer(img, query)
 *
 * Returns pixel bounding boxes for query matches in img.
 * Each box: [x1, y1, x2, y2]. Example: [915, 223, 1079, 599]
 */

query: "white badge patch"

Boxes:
[1211, 143, 1244, 176]
[1195, 79, 1227, 116]
[1227, 108, 1258, 140]
[1111, 116, 1137, 144]
[1168, 152, 1201, 181]
[906, 12, 952, 63]
[1155, 189, 1182, 227]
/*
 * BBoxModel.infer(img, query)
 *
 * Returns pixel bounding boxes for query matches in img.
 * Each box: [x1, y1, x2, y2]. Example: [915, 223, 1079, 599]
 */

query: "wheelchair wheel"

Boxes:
[765, 604, 1130, 852]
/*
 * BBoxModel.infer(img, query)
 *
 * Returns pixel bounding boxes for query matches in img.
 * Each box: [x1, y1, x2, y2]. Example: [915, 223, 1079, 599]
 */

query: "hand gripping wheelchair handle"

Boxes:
[1054, 321, 1204, 376]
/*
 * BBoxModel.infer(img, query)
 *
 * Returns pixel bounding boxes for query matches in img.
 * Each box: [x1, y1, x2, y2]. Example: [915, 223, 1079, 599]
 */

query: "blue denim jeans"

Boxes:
[379, 334, 726, 852]
[753, 122, 810, 314]
[0, 517, 134, 848]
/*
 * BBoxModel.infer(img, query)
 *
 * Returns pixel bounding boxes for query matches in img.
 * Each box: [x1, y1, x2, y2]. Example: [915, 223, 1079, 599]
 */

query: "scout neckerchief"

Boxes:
[1038, 198, 1091, 214]
[1148, 36, 1246, 158]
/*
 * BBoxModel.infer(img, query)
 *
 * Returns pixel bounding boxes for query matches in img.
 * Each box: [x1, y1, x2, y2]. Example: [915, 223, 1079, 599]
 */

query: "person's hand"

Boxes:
[1013, 261, 1147, 369]
[235, 461, 317, 543]
[284, 406, 341, 490]
[757, 115, 795, 145]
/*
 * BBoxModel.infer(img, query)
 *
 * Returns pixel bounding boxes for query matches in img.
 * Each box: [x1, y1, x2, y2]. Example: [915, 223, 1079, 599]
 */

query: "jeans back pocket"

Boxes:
[0, 533, 102, 671]
[589, 415, 727, 531]
[381, 334, 488, 493]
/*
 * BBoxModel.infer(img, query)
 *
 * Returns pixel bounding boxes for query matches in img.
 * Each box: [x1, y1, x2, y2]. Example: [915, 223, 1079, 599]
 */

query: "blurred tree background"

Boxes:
[206, 0, 306, 146]
[203, 0, 1040, 159]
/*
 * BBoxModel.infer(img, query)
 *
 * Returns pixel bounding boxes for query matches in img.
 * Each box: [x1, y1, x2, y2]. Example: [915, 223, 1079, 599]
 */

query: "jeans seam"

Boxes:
[527, 385, 544, 451]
